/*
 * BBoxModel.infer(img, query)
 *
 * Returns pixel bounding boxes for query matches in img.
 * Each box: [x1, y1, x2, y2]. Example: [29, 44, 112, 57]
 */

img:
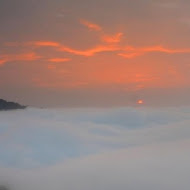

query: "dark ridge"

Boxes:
[0, 99, 27, 111]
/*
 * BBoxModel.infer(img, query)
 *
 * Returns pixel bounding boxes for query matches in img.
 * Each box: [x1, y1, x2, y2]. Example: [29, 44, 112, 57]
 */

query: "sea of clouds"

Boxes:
[0, 107, 190, 190]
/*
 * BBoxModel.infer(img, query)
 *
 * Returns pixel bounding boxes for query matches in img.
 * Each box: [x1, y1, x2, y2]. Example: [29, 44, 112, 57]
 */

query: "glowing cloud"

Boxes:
[0, 52, 41, 65]
[28, 41, 60, 47]
[102, 32, 124, 43]
[80, 19, 102, 31]
[140, 46, 190, 54]
[48, 58, 71, 63]
[119, 45, 190, 59]
[118, 52, 143, 59]
[0, 59, 7, 65]
[59, 45, 120, 56]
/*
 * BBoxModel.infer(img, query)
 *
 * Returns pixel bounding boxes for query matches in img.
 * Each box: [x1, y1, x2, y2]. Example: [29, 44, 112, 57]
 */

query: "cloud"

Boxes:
[80, 19, 102, 31]
[0, 107, 190, 190]
[47, 58, 71, 63]
[102, 32, 124, 43]
[23, 41, 190, 58]
[59, 44, 120, 56]
[0, 107, 190, 166]
[12, 40, 120, 57]
[119, 45, 190, 58]
[28, 41, 60, 47]
[79, 19, 124, 44]
[4, 41, 61, 48]
[0, 52, 41, 65]
[3, 41, 190, 62]
[1, 140, 190, 190]
[118, 52, 143, 59]
[0, 59, 7, 65]
[141, 46, 190, 54]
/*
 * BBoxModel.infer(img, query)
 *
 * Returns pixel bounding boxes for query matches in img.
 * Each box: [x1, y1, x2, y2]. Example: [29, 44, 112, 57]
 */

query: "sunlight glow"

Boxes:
[137, 99, 144, 105]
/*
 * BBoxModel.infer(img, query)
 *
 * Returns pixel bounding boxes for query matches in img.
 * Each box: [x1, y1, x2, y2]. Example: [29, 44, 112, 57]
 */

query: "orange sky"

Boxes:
[1, 0, 190, 106]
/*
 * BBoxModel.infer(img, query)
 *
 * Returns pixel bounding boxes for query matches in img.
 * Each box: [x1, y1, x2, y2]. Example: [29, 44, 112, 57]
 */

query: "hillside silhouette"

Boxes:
[0, 99, 27, 110]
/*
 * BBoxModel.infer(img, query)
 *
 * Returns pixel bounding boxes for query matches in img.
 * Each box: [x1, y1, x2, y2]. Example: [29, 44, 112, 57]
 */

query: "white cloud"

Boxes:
[1, 140, 190, 190]
[0, 107, 190, 190]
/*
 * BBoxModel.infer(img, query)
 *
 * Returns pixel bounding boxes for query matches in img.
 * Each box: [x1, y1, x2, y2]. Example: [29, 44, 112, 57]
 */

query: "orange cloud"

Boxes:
[5, 39, 190, 61]
[80, 19, 102, 31]
[0, 52, 41, 65]
[4, 41, 61, 48]
[22, 40, 120, 57]
[102, 33, 124, 43]
[28, 41, 60, 47]
[118, 52, 143, 59]
[48, 58, 71, 62]
[14, 52, 41, 61]
[141, 46, 190, 54]
[59, 45, 120, 56]
[119, 45, 190, 59]
[4, 40, 121, 57]
[0, 59, 7, 65]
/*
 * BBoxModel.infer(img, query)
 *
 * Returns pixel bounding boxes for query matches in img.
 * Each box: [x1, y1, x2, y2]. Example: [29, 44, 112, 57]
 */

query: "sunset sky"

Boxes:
[1, 0, 190, 107]
[1, 2, 190, 190]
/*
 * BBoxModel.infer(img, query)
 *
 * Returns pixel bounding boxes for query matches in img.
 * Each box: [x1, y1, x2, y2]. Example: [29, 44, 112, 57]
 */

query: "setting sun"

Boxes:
[137, 99, 144, 105]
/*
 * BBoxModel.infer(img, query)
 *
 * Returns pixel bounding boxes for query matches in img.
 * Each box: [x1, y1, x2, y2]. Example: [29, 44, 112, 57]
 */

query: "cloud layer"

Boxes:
[0, 107, 190, 189]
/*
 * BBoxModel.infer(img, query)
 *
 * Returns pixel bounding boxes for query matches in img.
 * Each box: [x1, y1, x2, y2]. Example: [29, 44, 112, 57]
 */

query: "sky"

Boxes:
[1, 0, 190, 107]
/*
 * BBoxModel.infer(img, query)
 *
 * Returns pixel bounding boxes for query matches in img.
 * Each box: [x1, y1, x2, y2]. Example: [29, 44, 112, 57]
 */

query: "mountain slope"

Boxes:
[0, 99, 26, 110]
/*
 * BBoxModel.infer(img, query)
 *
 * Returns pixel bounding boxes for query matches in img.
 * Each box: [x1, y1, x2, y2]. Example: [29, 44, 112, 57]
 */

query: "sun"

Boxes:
[137, 99, 144, 105]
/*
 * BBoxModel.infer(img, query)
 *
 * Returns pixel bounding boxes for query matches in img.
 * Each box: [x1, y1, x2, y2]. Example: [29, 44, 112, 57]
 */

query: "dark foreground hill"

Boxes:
[0, 99, 27, 111]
